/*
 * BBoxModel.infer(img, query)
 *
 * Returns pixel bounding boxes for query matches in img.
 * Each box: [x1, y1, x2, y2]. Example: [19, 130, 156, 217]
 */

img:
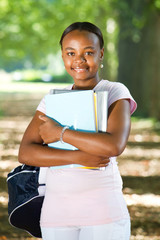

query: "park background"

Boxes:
[0, 0, 160, 239]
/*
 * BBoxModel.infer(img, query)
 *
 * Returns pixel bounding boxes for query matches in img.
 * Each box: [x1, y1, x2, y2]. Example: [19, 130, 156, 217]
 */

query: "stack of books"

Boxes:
[45, 89, 108, 169]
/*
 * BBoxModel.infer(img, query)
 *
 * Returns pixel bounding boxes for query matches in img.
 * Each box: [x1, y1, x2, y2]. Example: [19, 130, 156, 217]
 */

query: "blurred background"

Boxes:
[0, 0, 160, 239]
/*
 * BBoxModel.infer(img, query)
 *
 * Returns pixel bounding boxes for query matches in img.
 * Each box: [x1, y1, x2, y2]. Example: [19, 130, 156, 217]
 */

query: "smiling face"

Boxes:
[61, 30, 104, 89]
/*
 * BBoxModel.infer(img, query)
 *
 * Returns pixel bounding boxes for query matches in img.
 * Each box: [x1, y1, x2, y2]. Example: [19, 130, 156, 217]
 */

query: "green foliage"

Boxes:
[110, 0, 160, 42]
[0, 0, 116, 80]
[11, 69, 73, 83]
[0, 0, 159, 85]
[154, 0, 160, 9]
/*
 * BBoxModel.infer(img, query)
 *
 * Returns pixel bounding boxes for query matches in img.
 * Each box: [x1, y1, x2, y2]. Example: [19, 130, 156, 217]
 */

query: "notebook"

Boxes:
[45, 89, 108, 169]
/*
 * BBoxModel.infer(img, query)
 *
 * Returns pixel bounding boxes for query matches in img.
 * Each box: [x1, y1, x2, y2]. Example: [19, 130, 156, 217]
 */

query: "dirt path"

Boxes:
[0, 92, 160, 239]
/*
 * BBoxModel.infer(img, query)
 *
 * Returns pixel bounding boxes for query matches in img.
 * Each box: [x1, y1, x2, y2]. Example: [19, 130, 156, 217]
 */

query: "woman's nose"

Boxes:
[75, 54, 86, 63]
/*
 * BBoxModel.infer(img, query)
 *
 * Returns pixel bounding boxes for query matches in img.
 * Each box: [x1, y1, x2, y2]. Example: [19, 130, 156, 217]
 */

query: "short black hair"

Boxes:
[59, 22, 104, 49]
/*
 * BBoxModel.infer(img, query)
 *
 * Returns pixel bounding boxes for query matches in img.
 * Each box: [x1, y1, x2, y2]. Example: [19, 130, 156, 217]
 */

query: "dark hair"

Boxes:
[59, 22, 104, 49]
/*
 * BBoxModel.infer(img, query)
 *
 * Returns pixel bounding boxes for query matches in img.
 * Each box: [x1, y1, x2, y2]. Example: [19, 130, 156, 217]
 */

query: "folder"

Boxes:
[50, 89, 108, 132]
[45, 89, 108, 169]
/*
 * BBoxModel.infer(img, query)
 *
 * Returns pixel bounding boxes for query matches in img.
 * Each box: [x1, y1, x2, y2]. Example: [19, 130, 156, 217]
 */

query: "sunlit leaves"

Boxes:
[0, 0, 159, 78]
[154, 0, 160, 9]
[0, 0, 112, 72]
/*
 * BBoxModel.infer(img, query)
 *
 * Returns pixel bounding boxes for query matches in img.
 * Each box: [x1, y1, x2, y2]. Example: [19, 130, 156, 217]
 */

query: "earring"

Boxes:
[100, 63, 104, 69]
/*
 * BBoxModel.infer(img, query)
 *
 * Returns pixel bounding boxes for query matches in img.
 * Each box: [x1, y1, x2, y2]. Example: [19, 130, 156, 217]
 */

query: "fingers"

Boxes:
[99, 158, 110, 167]
[100, 158, 110, 164]
[99, 162, 109, 167]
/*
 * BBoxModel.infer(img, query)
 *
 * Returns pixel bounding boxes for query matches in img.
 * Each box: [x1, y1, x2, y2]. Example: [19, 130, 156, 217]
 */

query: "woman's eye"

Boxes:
[67, 52, 75, 56]
[85, 52, 94, 56]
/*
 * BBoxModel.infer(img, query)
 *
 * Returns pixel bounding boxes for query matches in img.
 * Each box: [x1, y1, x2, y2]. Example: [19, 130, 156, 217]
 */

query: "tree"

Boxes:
[1, 0, 160, 119]
[113, 0, 160, 119]
[0, 0, 112, 76]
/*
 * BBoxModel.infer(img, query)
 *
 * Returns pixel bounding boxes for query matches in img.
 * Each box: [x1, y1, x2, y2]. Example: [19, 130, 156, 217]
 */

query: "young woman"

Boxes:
[18, 22, 137, 240]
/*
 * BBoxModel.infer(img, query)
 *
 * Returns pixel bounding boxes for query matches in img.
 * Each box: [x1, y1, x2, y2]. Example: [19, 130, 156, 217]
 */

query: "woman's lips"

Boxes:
[72, 67, 88, 73]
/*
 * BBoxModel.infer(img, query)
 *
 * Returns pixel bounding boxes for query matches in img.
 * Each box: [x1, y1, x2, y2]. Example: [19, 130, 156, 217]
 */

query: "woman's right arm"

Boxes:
[18, 110, 109, 168]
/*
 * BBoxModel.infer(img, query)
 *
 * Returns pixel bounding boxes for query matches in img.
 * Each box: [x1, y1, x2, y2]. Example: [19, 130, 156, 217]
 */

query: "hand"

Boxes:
[39, 115, 62, 144]
[77, 151, 110, 168]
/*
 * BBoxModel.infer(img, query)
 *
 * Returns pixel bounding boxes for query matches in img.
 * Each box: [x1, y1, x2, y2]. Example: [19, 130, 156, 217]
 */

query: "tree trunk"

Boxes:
[118, 8, 160, 119]
[95, 5, 112, 81]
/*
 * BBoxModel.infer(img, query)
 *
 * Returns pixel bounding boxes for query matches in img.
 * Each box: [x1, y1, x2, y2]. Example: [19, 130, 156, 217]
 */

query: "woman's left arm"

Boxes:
[39, 99, 131, 157]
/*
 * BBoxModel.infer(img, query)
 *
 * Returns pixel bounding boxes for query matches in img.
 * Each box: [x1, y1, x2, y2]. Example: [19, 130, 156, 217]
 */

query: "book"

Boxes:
[45, 90, 96, 168]
[45, 89, 108, 169]
[50, 89, 108, 132]
[96, 91, 108, 132]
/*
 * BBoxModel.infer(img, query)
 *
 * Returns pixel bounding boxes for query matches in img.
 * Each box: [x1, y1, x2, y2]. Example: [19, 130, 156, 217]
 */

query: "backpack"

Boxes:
[7, 164, 47, 238]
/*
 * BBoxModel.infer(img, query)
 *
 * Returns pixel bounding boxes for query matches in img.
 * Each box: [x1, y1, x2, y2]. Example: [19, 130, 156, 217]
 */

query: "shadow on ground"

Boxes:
[0, 91, 160, 239]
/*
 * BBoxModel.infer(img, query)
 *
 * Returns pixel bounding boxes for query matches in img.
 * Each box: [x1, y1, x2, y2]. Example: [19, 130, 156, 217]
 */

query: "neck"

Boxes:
[72, 77, 100, 90]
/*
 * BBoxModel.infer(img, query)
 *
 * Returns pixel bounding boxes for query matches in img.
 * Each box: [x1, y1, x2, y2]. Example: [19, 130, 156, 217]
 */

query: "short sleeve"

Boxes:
[108, 82, 137, 115]
[36, 96, 46, 114]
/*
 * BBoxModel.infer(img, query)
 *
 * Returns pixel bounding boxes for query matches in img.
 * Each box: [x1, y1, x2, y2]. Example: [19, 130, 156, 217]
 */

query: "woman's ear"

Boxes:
[100, 47, 104, 60]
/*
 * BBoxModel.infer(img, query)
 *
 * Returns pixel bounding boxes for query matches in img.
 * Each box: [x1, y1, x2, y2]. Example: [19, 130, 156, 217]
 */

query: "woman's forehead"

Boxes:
[62, 30, 100, 49]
